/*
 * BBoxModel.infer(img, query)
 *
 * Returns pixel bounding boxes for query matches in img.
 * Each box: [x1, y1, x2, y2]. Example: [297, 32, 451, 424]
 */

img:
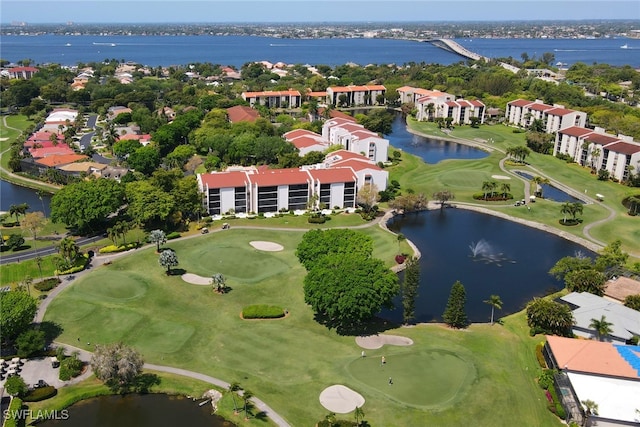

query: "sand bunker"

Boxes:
[491, 175, 511, 180]
[319, 385, 365, 413]
[356, 334, 414, 349]
[181, 273, 211, 285]
[249, 241, 284, 251]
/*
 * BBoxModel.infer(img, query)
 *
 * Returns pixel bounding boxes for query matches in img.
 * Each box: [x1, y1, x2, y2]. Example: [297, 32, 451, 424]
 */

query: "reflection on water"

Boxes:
[382, 209, 594, 323]
[515, 171, 584, 203]
[39, 394, 235, 427]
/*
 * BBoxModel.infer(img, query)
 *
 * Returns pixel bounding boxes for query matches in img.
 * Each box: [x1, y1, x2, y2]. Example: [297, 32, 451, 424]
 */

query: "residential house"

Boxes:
[28, 144, 75, 159]
[7, 66, 38, 79]
[283, 129, 329, 156]
[24, 131, 65, 148]
[555, 126, 640, 182]
[108, 106, 132, 120]
[326, 85, 386, 107]
[241, 90, 302, 108]
[99, 166, 130, 181]
[544, 335, 640, 426]
[116, 133, 152, 147]
[226, 105, 260, 123]
[322, 150, 388, 191]
[560, 292, 640, 343]
[442, 99, 486, 125]
[322, 118, 389, 163]
[41, 108, 79, 133]
[506, 99, 587, 132]
[604, 276, 640, 303]
[57, 161, 108, 178]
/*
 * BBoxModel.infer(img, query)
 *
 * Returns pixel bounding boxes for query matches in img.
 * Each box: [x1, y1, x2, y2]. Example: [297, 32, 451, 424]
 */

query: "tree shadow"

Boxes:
[38, 321, 64, 344]
[252, 411, 270, 422]
[168, 268, 186, 276]
[313, 313, 400, 337]
[132, 373, 161, 393]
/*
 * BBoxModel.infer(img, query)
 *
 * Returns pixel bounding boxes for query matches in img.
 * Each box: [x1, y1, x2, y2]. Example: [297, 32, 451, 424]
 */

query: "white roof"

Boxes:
[561, 292, 640, 340]
[567, 372, 640, 423]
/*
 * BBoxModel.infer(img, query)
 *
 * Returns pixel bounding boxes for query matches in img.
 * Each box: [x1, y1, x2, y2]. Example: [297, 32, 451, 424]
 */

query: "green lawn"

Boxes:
[44, 228, 561, 427]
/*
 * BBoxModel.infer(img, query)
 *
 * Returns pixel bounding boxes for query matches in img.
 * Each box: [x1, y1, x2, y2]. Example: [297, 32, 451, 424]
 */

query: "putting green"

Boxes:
[347, 350, 476, 409]
[176, 243, 289, 282]
[127, 318, 195, 354]
[73, 270, 150, 301]
[438, 170, 490, 189]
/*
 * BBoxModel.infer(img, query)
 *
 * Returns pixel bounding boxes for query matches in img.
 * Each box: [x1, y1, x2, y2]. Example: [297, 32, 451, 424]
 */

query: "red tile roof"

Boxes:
[290, 136, 326, 150]
[252, 168, 311, 186]
[528, 102, 554, 112]
[317, 108, 355, 121]
[546, 335, 640, 379]
[586, 133, 621, 145]
[547, 107, 576, 116]
[558, 126, 594, 137]
[242, 90, 301, 97]
[308, 168, 357, 183]
[331, 158, 383, 172]
[283, 129, 319, 140]
[35, 154, 88, 167]
[226, 105, 260, 123]
[328, 85, 386, 92]
[29, 144, 74, 158]
[307, 91, 327, 97]
[200, 171, 250, 189]
[508, 99, 533, 107]
[604, 141, 640, 155]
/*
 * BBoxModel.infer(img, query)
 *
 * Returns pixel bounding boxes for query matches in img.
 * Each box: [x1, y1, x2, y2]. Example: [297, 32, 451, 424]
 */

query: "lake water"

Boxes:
[38, 394, 235, 427]
[515, 171, 584, 203]
[383, 209, 594, 323]
[0, 179, 52, 216]
[385, 113, 489, 164]
[1, 35, 636, 68]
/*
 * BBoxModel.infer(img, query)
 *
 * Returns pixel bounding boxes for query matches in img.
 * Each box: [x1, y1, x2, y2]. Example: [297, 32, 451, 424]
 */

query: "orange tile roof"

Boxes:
[290, 136, 326, 150]
[35, 154, 88, 167]
[308, 168, 357, 183]
[200, 171, 250, 189]
[328, 85, 386, 92]
[546, 335, 640, 379]
[226, 105, 260, 123]
[559, 126, 594, 137]
[605, 277, 640, 302]
[283, 129, 319, 140]
[252, 168, 311, 186]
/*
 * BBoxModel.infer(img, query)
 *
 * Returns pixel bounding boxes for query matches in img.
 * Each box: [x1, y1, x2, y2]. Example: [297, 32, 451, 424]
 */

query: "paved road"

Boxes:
[0, 234, 105, 265]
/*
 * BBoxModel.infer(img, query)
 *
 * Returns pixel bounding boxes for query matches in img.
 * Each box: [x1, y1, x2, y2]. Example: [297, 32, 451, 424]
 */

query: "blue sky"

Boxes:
[2, 0, 639, 24]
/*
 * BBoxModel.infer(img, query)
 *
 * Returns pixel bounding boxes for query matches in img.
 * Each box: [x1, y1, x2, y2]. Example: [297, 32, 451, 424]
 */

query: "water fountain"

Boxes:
[468, 239, 514, 266]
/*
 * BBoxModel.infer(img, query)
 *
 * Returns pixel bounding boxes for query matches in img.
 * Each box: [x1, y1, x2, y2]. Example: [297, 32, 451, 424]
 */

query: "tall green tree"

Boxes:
[564, 269, 606, 295]
[402, 257, 420, 325]
[0, 290, 38, 342]
[303, 253, 399, 332]
[589, 315, 613, 341]
[148, 229, 167, 252]
[50, 179, 125, 232]
[526, 298, 574, 337]
[228, 382, 241, 414]
[296, 229, 373, 271]
[484, 294, 503, 325]
[443, 281, 468, 328]
[57, 237, 80, 265]
[354, 406, 365, 426]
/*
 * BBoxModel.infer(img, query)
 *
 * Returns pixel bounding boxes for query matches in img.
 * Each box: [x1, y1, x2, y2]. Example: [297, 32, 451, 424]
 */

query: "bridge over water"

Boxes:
[418, 38, 521, 74]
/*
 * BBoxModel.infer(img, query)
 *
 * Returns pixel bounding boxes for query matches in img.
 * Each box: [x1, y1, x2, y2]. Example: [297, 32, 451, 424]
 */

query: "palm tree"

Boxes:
[58, 237, 79, 265]
[582, 399, 599, 424]
[484, 295, 503, 325]
[481, 181, 497, 200]
[589, 315, 613, 341]
[500, 183, 511, 199]
[531, 176, 550, 198]
[228, 382, 241, 414]
[354, 406, 365, 426]
[590, 147, 602, 172]
[560, 202, 572, 224]
[241, 389, 253, 420]
[628, 196, 640, 215]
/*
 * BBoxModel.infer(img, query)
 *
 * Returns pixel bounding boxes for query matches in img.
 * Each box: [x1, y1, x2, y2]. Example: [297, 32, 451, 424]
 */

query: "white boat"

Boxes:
[65, 43, 71, 46]
[621, 44, 629, 49]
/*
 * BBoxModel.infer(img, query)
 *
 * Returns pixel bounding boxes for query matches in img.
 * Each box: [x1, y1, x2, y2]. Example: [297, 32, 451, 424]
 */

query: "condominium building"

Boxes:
[241, 89, 302, 108]
[326, 85, 386, 107]
[506, 99, 587, 133]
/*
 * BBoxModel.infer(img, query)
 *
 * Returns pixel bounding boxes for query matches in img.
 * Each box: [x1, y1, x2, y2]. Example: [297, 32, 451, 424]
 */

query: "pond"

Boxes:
[514, 171, 584, 204]
[38, 393, 235, 427]
[382, 208, 595, 323]
[0, 179, 52, 216]
[384, 113, 489, 164]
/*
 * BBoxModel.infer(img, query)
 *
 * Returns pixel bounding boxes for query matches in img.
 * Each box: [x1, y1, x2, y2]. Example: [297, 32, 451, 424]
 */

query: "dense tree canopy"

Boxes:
[50, 179, 125, 232]
[0, 290, 38, 342]
[296, 229, 373, 271]
[303, 253, 398, 331]
[526, 298, 574, 337]
[91, 343, 144, 391]
[564, 269, 606, 296]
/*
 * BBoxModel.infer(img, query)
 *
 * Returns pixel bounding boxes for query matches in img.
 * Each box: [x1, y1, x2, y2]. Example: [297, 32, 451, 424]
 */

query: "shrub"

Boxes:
[308, 214, 326, 224]
[535, 343, 547, 368]
[166, 231, 181, 240]
[98, 242, 139, 254]
[395, 254, 406, 264]
[59, 354, 83, 381]
[242, 305, 285, 319]
[23, 386, 57, 402]
[547, 384, 567, 419]
[538, 369, 555, 390]
[33, 278, 61, 292]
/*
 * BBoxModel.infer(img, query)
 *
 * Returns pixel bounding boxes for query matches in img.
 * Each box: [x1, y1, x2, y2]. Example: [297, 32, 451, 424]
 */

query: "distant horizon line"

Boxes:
[3, 18, 640, 25]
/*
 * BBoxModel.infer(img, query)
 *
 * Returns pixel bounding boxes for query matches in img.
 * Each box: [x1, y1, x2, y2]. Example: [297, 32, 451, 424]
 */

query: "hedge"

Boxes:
[308, 215, 326, 224]
[166, 231, 181, 240]
[33, 278, 61, 292]
[535, 343, 547, 368]
[242, 305, 285, 319]
[98, 242, 140, 254]
[23, 386, 57, 402]
[547, 383, 567, 419]
[55, 254, 89, 276]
